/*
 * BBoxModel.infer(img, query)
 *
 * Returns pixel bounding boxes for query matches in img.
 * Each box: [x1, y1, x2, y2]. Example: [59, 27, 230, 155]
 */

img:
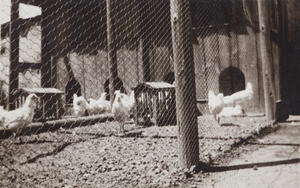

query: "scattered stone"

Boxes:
[184, 171, 193, 179]
[154, 168, 161, 174]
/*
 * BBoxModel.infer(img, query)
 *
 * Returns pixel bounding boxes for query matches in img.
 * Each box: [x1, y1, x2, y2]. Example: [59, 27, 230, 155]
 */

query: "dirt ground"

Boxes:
[202, 121, 300, 188]
[0, 115, 274, 187]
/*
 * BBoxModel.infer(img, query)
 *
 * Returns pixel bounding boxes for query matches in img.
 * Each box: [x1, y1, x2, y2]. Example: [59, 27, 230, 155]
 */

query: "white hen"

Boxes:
[112, 90, 135, 134]
[223, 82, 253, 107]
[96, 92, 111, 113]
[73, 93, 111, 117]
[0, 94, 38, 135]
[219, 105, 245, 118]
[87, 92, 111, 115]
[73, 94, 88, 117]
[208, 90, 224, 124]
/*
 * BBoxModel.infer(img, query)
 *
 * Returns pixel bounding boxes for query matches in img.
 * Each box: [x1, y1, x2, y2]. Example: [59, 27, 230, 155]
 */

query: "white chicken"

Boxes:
[73, 94, 88, 117]
[87, 92, 111, 115]
[73, 93, 111, 117]
[208, 90, 224, 124]
[0, 94, 38, 137]
[223, 82, 253, 107]
[112, 90, 135, 134]
[219, 105, 245, 118]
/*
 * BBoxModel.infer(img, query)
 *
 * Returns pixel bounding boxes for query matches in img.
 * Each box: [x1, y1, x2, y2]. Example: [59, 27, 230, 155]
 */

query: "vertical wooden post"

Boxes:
[9, 0, 20, 110]
[257, 0, 275, 120]
[51, 56, 58, 88]
[140, 1, 151, 82]
[106, 0, 119, 104]
[41, 6, 53, 88]
[170, 0, 199, 168]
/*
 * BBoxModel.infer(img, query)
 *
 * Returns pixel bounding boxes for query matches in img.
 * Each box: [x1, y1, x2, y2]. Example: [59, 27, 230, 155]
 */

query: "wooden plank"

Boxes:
[106, 0, 119, 105]
[218, 27, 231, 71]
[204, 34, 220, 93]
[237, 26, 262, 113]
[271, 36, 281, 101]
[229, 31, 239, 68]
[257, 0, 276, 120]
[9, 0, 20, 110]
[196, 99, 208, 104]
[17, 62, 42, 72]
[193, 36, 207, 100]
[51, 56, 58, 88]
[140, 1, 151, 81]
[41, 6, 53, 88]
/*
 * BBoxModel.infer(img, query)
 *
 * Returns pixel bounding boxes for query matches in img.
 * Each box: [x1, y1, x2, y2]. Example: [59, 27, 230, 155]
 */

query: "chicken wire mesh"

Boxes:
[0, 0, 272, 187]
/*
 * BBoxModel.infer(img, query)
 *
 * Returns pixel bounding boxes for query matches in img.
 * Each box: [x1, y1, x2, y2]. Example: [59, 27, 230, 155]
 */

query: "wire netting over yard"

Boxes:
[0, 0, 299, 187]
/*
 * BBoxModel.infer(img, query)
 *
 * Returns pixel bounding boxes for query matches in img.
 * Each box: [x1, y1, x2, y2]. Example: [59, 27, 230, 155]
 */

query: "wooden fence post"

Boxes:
[257, 0, 276, 120]
[170, 0, 199, 169]
[106, 0, 119, 104]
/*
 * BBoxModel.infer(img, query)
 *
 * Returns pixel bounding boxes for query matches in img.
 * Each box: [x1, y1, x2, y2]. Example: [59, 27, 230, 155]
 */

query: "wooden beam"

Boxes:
[278, 0, 288, 99]
[9, 0, 20, 110]
[106, 0, 119, 105]
[140, 1, 151, 82]
[257, 0, 276, 120]
[41, 6, 53, 87]
[170, 0, 199, 169]
[17, 62, 42, 72]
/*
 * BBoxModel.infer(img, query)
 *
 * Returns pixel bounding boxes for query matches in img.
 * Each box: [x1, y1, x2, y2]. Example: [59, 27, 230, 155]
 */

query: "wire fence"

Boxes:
[0, 0, 277, 187]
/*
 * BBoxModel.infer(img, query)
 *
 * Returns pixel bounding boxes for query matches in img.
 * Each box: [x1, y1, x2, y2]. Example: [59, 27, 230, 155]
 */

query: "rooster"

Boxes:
[0, 94, 38, 138]
[208, 90, 224, 124]
[219, 105, 245, 118]
[223, 82, 253, 107]
[112, 90, 135, 134]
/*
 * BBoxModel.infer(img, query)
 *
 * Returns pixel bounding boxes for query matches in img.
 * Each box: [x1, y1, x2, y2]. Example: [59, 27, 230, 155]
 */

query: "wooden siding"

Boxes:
[6, 0, 299, 115]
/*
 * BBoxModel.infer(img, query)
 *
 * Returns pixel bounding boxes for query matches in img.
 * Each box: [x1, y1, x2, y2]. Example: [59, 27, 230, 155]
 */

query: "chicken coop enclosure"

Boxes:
[14, 87, 64, 121]
[0, 0, 299, 186]
[134, 82, 176, 126]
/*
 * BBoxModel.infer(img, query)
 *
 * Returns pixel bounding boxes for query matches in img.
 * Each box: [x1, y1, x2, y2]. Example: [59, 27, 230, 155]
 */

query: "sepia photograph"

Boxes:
[0, 0, 299, 187]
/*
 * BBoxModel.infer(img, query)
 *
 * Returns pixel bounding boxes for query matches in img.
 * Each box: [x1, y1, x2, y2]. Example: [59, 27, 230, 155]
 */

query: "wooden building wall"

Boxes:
[7, 0, 295, 115]
[192, 0, 264, 113]
[52, 0, 266, 113]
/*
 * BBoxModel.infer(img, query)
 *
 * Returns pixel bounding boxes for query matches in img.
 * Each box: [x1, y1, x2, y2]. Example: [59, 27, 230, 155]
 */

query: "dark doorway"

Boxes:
[164, 72, 175, 84]
[104, 77, 126, 101]
[219, 66, 245, 96]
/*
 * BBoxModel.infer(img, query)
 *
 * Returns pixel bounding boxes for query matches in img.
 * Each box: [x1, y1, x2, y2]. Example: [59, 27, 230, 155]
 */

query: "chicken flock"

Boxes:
[73, 92, 111, 117]
[0, 89, 135, 138]
[0, 82, 252, 138]
[208, 82, 253, 124]
[73, 90, 135, 134]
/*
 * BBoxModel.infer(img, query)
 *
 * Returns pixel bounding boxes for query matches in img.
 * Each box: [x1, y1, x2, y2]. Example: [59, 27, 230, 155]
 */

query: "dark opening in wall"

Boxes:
[164, 72, 175, 85]
[104, 77, 126, 101]
[219, 66, 245, 96]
